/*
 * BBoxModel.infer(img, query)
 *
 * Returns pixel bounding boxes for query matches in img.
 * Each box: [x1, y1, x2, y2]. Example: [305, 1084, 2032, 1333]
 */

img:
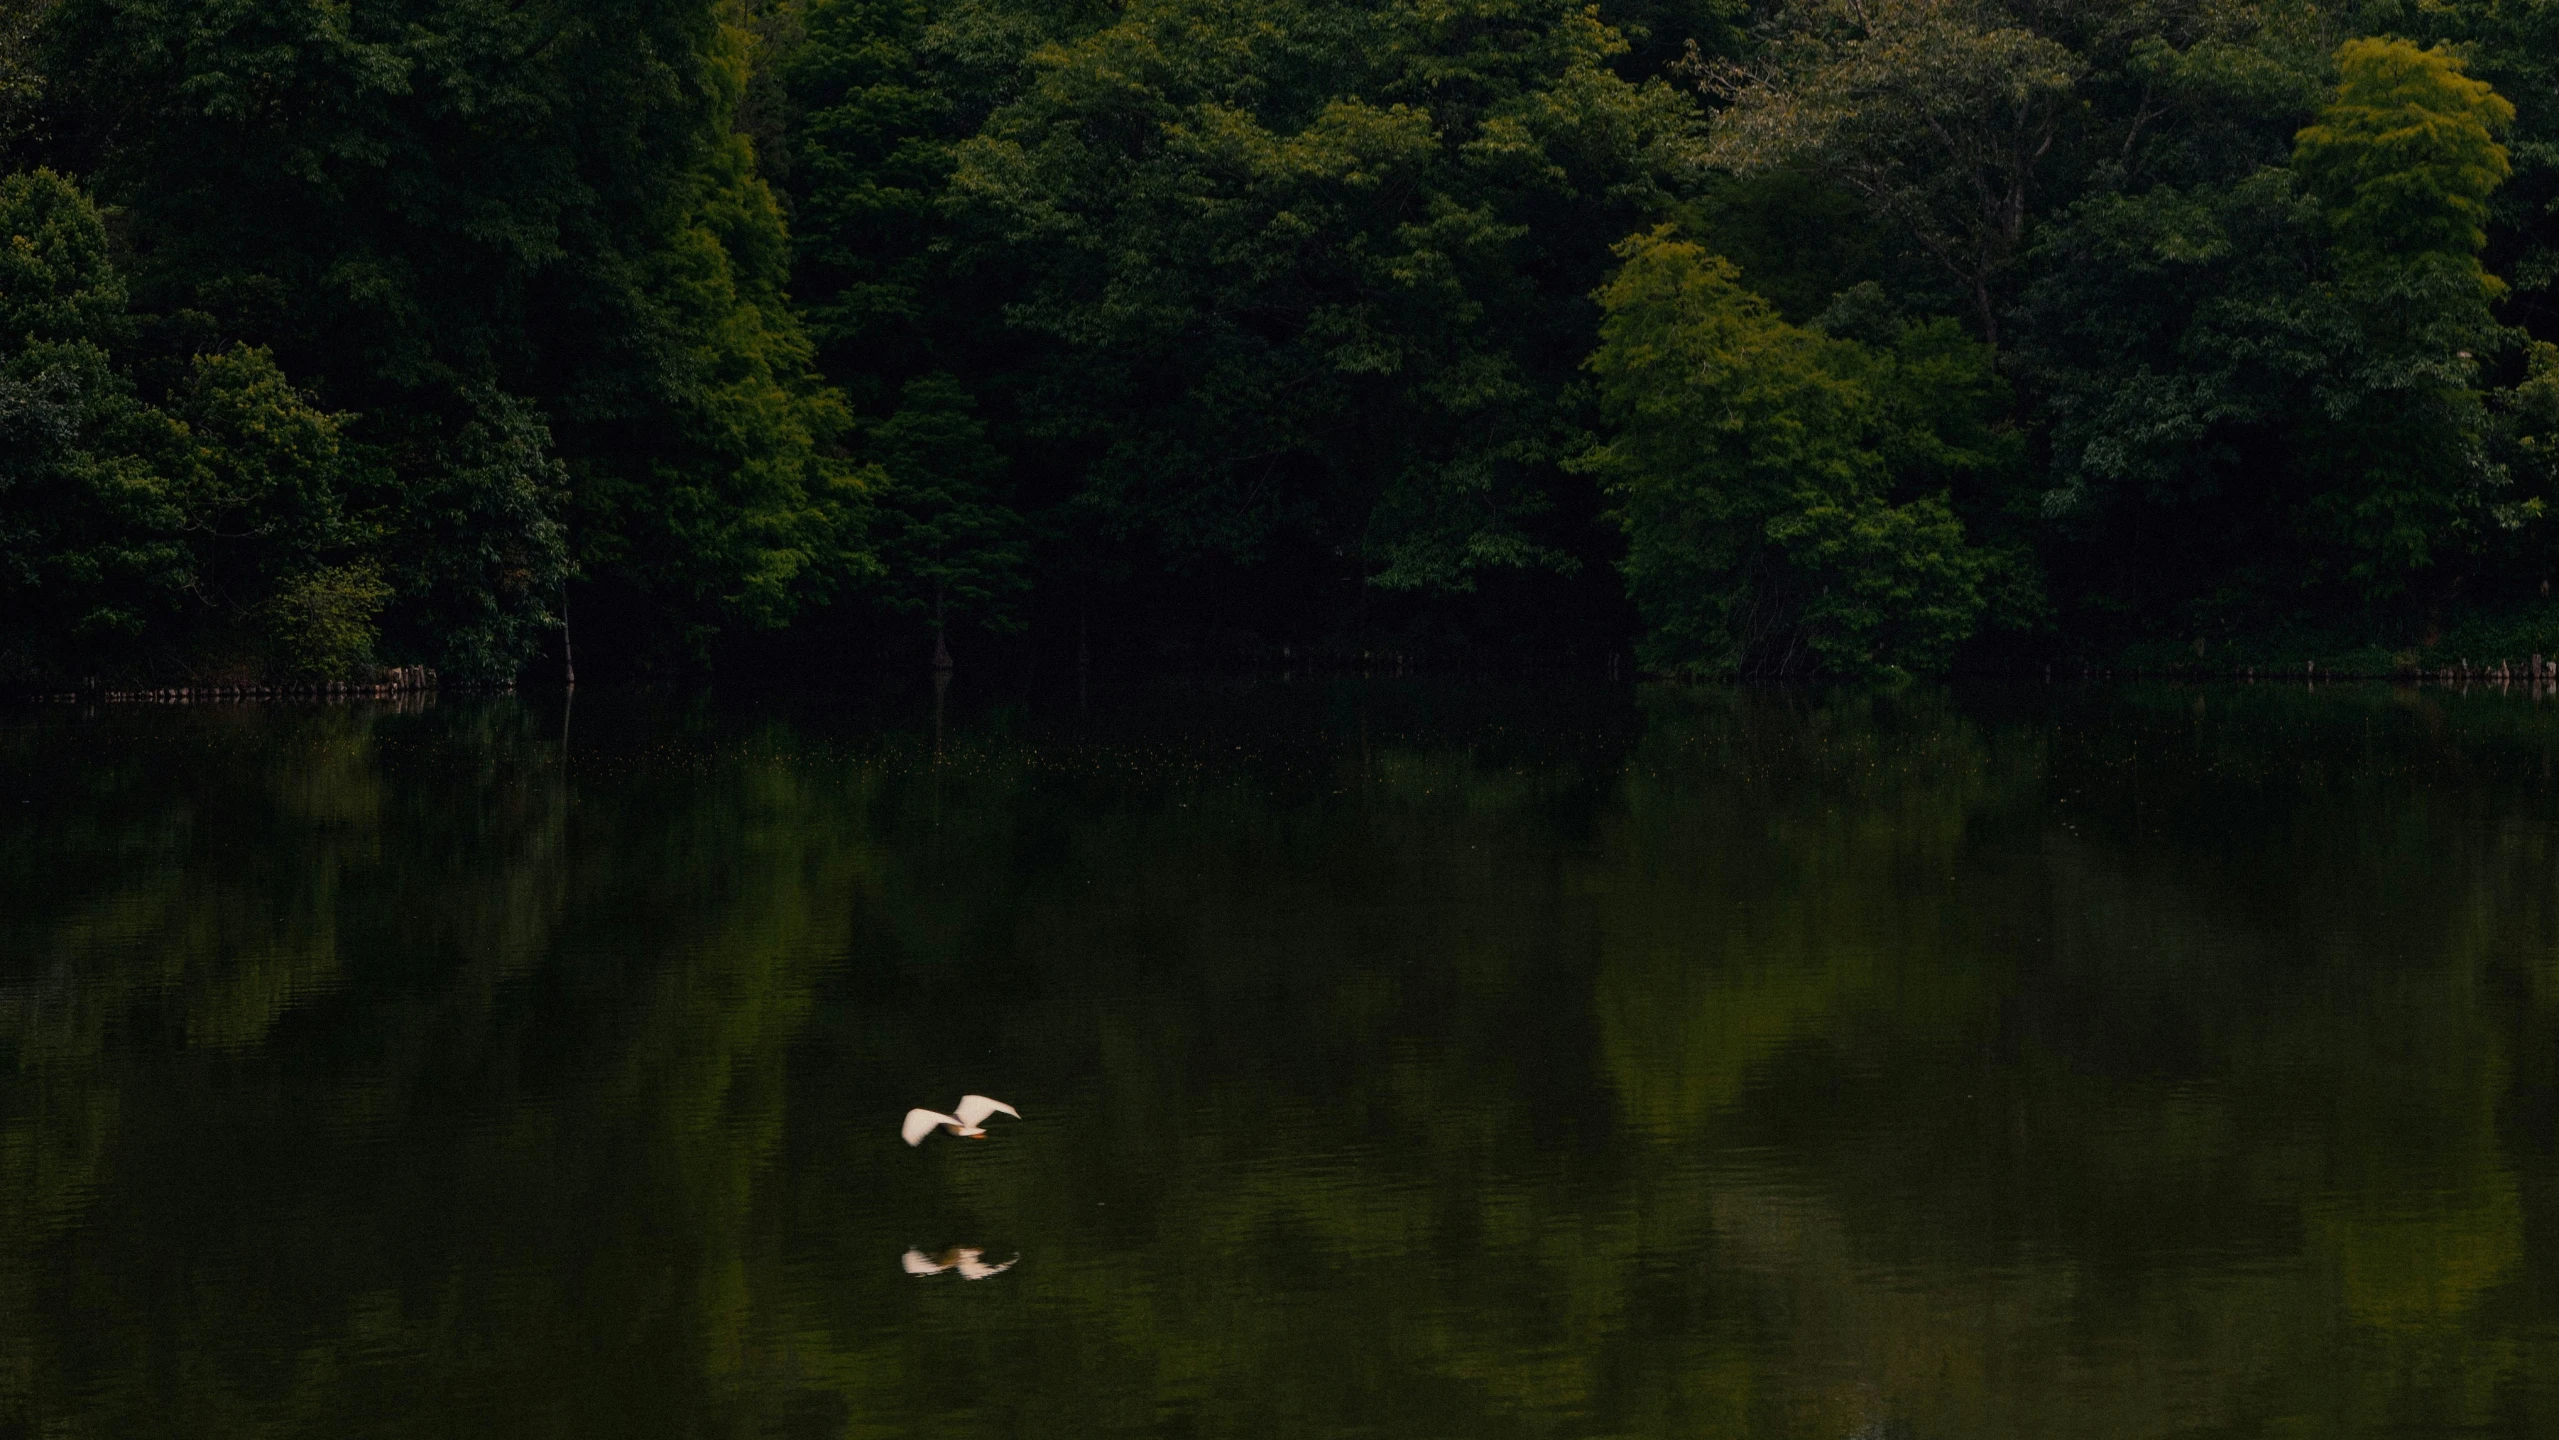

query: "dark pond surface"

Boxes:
[1, 679, 2554, 1438]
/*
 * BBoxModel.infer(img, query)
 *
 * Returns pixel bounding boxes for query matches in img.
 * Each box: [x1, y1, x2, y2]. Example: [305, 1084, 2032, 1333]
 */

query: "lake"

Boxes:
[1, 680, 2553, 1438]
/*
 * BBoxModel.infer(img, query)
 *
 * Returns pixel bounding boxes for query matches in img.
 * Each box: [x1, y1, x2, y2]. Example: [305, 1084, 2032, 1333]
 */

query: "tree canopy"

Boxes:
[1, 0, 2556, 683]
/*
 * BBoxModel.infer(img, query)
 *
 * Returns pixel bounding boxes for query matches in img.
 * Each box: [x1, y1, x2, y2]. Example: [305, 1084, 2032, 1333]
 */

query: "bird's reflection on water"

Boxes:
[901, 1247, 1018, 1280]
[0, 681, 2552, 1439]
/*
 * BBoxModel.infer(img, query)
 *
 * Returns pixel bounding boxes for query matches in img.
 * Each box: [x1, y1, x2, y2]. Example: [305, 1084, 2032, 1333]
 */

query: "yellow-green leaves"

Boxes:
[259, 562, 394, 681]
[0, 169, 125, 351]
[1583, 228, 2010, 677]
[2293, 38, 2513, 283]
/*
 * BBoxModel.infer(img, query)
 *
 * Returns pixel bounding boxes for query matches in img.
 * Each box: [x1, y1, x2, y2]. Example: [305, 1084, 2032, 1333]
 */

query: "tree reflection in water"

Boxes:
[0, 681, 2550, 1438]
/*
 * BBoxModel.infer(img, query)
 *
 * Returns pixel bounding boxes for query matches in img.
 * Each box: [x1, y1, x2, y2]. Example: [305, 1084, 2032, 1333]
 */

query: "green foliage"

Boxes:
[784, 0, 965, 391]
[1760, 492, 1991, 675]
[0, 340, 185, 660]
[1676, 169, 1889, 324]
[943, 0, 1700, 590]
[1697, 0, 2083, 342]
[2293, 38, 2514, 282]
[31, 0, 857, 674]
[365, 386, 568, 683]
[2300, 263, 2507, 592]
[0, 0, 45, 147]
[164, 343, 371, 600]
[780, 0, 1040, 659]
[579, 111, 868, 646]
[866, 371, 1028, 640]
[0, 170, 394, 682]
[258, 561, 394, 681]
[2511, 339, 2559, 481]
[9, 0, 2559, 681]
[2382, 0, 2559, 345]
[1581, 228, 2017, 676]
[2285, 41, 2517, 594]
[0, 339, 379, 680]
[2007, 18, 2531, 642]
[0, 167, 120, 348]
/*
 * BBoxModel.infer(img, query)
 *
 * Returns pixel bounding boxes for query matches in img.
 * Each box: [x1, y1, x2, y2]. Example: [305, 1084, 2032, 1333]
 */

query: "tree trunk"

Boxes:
[932, 666, 949, 758]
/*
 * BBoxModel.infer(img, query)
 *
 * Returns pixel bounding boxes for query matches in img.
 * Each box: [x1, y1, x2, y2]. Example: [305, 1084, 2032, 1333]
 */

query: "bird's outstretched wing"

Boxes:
[901, 1248, 951, 1275]
[954, 1095, 1019, 1127]
[902, 1108, 958, 1146]
[956, 1253, 1017, 1280]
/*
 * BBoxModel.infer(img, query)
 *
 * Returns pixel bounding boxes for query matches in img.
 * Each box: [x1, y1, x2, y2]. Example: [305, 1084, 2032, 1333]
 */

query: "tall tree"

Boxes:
[2290, 37, 2517, 594]
[1580, 227, 2021, 676]
[864, 371, 1028, 662]
[1695, 0, 2081, 344]
[2390, 0, 2559, 345]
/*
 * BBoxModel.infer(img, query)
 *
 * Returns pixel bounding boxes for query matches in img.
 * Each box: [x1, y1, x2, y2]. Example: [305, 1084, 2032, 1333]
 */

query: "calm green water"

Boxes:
[1, 681, 2554, 1439]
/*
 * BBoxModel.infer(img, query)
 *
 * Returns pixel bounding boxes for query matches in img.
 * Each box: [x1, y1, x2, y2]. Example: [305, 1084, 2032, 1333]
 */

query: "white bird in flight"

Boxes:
[902, 1094, 1021, 1145]
[901, 1247, 1017, 1280]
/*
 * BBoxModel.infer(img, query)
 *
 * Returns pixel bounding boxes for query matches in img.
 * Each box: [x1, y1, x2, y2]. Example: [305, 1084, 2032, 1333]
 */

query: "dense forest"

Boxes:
[1, 0, 2554, 683]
